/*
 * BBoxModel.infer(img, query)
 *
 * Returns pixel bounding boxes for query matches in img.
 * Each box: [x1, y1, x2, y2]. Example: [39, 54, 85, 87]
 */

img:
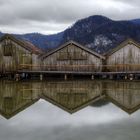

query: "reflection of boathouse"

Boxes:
[42, 80, 104, 113]
[0, 81, 39, 119]
[0, 80, 140, 119]
[105, 81, 140, 114]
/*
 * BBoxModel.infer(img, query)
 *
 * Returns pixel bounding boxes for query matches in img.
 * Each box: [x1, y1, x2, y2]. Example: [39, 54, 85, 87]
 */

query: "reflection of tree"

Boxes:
[90, 99, 109, 107]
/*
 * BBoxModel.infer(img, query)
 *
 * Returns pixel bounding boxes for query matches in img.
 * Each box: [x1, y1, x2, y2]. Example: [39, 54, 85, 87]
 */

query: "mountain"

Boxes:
[61, 15, 140, 54]
[16, 32, 64, 51]
[0, 32, 63, 51]
[131, 19, 140, 25]
[1, 15, 140, 54]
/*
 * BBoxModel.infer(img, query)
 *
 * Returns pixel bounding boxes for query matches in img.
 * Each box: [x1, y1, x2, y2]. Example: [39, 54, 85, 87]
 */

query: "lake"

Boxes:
[0, 80, 140, 140]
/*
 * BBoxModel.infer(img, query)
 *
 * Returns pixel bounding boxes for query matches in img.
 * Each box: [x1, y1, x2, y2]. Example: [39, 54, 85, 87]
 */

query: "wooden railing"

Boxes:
[19, 64, 99, 72]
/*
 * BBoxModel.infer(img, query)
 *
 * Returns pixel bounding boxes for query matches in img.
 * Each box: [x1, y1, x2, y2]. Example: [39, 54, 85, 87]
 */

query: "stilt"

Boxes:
[40, 74, 43, 81]
[64, 74, 67, 80]
[21, 73, 25, 79]
[129, 74, 133, 81]
[135, 74, 138, 80]
[102, 74, 107, 79]
[117, 74, 120, 80]
[15, 74, 20, 81]
[8, 74, 12, 80]
[91, 75, 94, 80]
[109, 74, 113, 80]
[124, 75, 127, 80]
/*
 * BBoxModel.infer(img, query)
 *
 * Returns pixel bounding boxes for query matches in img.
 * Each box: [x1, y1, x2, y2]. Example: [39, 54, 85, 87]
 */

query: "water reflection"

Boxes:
[0, 80, 140, 119]
[106, 81, 140, 114]
[42, 81, 104, 113]
[0, 81, 39, 119]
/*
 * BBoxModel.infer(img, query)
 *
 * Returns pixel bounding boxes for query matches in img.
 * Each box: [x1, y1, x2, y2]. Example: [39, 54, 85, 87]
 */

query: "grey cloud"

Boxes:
[112, 0, 140, 6]
[0, 0, 140, 34]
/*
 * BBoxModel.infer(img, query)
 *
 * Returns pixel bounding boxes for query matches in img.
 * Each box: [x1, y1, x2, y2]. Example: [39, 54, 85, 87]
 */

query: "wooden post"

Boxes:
[40, 74, 43, 81]
[15, 74, 20, 81]
[8, 74, 12, 80]
[21, 73, 25, 79]
[102, 74, 107, 79]
[117, 74, 120, 80]
[109, 74, 113, 80]
[135, 74, 138, 80]
[129, 74, 133, 81]
[124, 75, 127, 80]
[91, 75, 94, 80]
[64, 74, 67, 80]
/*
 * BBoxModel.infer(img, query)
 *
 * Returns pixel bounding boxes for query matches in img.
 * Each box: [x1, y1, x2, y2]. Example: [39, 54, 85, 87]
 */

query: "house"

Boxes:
[41, 41, 105, 73]
[105, 39, 140, 72]
[0, 34, 43, 73]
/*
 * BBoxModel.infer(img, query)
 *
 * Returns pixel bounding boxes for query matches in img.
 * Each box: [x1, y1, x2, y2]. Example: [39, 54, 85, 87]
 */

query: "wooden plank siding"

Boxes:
[41, 41, 105, 72]
[106, 39, 140, 72]
[0, 34, 43, 73]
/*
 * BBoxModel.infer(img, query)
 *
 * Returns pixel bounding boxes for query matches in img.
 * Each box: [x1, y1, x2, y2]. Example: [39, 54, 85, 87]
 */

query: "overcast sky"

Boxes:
[0, 100, 140, 140]
[0, 0, 140, 35]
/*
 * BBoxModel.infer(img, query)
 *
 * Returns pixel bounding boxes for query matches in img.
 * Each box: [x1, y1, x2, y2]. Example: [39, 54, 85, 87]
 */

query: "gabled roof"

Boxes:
[106, 38, 140, 56]
[41, 40, 105, 59]
[0, 34, 43, 55]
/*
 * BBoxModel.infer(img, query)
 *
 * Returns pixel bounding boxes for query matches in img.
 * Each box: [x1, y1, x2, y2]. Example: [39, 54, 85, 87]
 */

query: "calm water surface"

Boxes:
[0, 80, 140, 140]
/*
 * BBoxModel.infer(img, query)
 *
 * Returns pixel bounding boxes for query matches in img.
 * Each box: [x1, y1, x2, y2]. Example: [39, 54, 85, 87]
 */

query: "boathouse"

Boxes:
[41, 41, 105, 74]
[106, 39, 140, 72]
[0, 34, 43, 73]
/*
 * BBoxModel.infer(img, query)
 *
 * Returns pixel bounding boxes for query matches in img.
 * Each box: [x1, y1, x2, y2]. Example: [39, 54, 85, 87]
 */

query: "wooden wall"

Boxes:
[106, 43, 140, 72]
[42, 44, 103, 72]
[0, 38, 40, 72]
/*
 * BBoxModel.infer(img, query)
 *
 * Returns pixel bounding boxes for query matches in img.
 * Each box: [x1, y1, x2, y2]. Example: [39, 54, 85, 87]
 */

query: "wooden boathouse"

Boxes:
[0, 34, 43, 74]
[1, 34, 140, 80]
[40, 40, 105, 76]
[103, 39, 140, 80]
[106, 39, 140, 72]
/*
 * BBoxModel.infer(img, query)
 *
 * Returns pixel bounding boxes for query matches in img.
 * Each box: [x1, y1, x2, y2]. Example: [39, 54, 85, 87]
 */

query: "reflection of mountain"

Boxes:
[91, 99, 109, 107]
[0, 80, 140, 119]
